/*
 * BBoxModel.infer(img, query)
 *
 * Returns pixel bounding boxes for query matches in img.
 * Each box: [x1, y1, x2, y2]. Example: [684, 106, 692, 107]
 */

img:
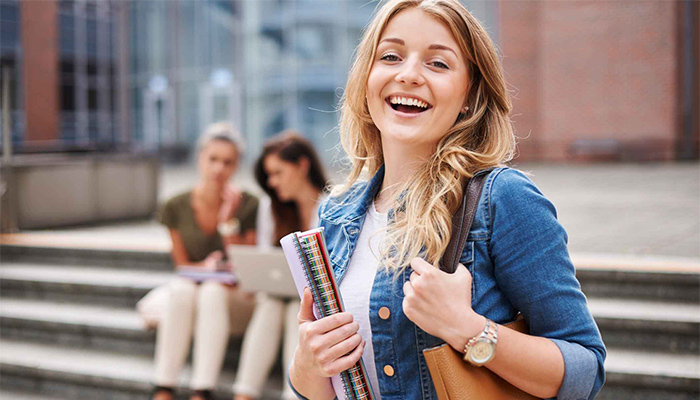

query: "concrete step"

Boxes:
[0, 299, 154, 355]
[0, 299, 247, 366]
[0, 391, 72, 400]
[3, 296, 698, 358]
[0, 263, 171, 307]
[1, 338, 697, 400]
[599, 348, 700, 400]
[0, 339, 284, 400]
[0, 244, 171, 271]
[2, 266, 698, 355]
[4, 243, 699, 303]
[4, 242, 699, 302]
[588, 298, 700, 354]
[577, 268, 699, 303]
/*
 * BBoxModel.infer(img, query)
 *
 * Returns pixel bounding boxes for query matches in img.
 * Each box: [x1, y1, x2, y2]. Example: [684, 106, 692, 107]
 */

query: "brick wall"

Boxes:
[500, 0, 682, 161]
[21, 0, 59, 143]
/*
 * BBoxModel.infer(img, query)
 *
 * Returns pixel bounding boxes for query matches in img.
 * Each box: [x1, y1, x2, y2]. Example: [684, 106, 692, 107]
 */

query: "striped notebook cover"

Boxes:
[280, 228, 377, 400]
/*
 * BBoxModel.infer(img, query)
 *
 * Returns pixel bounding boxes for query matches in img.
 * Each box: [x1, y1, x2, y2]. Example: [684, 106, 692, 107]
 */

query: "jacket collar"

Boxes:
[320, 165, 385, 225]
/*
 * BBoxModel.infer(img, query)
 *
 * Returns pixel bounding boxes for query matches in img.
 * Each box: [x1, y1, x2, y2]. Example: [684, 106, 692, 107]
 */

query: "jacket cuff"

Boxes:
[287, 368, 310, 400]
[550, 338, 598, 400]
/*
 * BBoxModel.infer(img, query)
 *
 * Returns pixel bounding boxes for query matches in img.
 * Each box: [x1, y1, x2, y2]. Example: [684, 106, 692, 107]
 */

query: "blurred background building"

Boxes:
[4, 0, 693, 166]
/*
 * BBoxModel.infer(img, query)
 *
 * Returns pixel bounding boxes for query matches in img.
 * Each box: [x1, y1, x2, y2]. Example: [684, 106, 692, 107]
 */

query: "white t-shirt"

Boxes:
[331, 202, 387, 400]
[255, 195, 320, 248]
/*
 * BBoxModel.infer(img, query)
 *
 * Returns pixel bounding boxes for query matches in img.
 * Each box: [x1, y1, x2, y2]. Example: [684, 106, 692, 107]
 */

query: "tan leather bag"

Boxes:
[423, 318, 539, 400]
[423, 171, 540, 400]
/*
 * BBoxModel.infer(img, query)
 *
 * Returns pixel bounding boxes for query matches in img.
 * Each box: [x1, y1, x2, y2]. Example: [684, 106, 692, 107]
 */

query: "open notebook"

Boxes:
[280, 228, 377, 400]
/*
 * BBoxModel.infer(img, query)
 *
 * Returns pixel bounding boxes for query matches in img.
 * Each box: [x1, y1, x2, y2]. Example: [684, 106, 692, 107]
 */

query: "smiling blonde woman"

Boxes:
[288, 1, 606, 400]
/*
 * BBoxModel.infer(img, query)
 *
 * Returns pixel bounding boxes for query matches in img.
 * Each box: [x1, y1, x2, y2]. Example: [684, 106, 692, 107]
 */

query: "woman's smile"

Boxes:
[385, 94, 433, 117]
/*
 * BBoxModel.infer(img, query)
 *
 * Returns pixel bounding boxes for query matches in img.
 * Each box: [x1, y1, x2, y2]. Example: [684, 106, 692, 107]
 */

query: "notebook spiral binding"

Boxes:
[292, 231, 376, 400]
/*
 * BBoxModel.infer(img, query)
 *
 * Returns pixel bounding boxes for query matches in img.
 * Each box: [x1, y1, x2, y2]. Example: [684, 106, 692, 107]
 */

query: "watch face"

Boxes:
[470, 340, 495, 364]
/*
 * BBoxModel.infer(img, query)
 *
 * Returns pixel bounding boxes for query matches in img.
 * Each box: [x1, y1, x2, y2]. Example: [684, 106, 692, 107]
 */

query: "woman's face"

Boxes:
[198, 139, 239, 186]
[366, 8, 469, 152]
[263, 153, 309, 202]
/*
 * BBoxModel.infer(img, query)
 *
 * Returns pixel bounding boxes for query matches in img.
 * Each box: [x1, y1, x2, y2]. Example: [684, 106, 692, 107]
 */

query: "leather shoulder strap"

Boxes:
[441, 169, 493, 274]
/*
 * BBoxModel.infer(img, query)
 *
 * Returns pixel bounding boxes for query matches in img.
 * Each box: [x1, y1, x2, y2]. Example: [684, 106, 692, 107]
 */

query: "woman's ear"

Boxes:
[298, 156, 311, 176]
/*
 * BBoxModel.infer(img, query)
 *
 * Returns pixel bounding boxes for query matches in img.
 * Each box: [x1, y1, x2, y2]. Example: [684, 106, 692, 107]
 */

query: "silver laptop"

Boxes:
[227, 245, 299, 298]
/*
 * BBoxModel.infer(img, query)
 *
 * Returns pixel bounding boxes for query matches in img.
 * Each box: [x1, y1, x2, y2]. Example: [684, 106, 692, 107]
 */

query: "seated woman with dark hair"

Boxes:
[232, 131, 329, 400]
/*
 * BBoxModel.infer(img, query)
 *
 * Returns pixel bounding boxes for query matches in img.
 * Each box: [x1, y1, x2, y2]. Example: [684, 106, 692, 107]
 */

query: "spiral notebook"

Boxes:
[280, 228, 377, 400]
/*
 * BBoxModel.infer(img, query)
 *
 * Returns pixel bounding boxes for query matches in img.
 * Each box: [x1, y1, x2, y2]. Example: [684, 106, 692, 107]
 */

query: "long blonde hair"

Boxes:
[337, 0, 516, 272]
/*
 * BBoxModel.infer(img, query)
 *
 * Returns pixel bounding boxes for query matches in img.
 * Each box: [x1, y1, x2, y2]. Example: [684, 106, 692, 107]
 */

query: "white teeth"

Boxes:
[388, 96, 429, 109]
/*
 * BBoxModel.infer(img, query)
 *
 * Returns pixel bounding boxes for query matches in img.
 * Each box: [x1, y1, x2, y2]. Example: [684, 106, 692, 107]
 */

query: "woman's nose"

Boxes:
[395, 57, 425, 86]
[213, 162, 226, 174]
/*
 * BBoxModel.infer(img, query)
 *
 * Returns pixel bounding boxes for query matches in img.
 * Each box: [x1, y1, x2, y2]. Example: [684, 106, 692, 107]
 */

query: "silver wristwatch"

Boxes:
[463, 318, 498, 366]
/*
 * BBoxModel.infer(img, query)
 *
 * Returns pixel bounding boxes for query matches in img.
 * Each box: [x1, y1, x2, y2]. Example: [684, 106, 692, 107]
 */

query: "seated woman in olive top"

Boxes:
[152, 122, 259, 400]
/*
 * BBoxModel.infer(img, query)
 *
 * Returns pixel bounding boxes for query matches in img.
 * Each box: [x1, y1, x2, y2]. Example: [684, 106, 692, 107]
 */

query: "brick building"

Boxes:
[2, 0, 698, 162]
[501, 0, 699, 161]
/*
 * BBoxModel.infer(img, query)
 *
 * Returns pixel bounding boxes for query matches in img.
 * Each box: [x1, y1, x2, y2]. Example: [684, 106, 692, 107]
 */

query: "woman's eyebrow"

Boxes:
[379, 38, 457, 58]
[428, 44, 457, 57]
[379, 37, 404, 46]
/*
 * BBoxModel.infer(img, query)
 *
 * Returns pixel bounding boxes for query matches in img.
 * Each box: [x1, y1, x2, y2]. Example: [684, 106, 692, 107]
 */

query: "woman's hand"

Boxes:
[293, 287, 365, 378]
[200, 250, 225, 272]
[219, 185, 243, 222]
[402, 257, 485, 352]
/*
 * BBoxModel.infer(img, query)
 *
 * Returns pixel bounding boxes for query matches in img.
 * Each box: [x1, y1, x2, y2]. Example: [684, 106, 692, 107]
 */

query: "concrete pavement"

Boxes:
[4, 161, 698, 261]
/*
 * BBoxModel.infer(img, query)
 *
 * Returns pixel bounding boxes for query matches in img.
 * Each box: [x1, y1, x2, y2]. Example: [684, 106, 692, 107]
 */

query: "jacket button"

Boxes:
[347, 227, 359, 235]
[378, 307, 390, 320]
[383, 365, 395, 377]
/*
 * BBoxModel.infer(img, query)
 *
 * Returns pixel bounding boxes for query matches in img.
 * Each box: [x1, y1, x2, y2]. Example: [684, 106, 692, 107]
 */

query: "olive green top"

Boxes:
[157, 190, 259, 263]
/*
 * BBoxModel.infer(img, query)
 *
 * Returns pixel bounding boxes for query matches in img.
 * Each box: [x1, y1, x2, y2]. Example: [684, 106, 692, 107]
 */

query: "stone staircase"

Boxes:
[0, 244, 698, 400]
[0, 244, 283, 400]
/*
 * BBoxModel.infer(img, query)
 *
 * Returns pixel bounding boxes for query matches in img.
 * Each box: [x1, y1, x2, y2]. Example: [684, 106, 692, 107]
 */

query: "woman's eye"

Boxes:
[380, 53, 400, 62]
[431, 60, 449, 69]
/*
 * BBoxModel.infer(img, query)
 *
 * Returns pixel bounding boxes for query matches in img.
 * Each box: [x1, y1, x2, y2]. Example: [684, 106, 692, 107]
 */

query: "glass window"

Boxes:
[87, 61, 97, 77]
[88, 88, 98, 111]
[299, 90, 338, 159]
[58, 0, 74, 13]
[61, 84, 75, 111]
[294, 24, 333, 61]
[257, 32, 283, 66]
[59, 14, 75, 54]
[87, 18, 98, 56]
[178, 80, 199, 142]
[259, 94, 286, 139]
[177, 0, 197, 69]
[0, 21, 18, 49]
[131, 86, 143, 141]
[61, 112, 77, 141]
[85, 2, 97, 17]
[0, 2, 19, 20]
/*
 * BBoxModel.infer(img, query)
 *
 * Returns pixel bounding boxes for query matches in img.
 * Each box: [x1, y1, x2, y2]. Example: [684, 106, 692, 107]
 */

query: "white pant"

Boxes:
[154, 278, 255, 390]
[232, 293, 300, 399]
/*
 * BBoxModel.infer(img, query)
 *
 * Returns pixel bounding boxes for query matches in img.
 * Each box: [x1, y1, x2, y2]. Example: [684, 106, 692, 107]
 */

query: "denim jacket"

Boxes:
[291, 166, 606, 400]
